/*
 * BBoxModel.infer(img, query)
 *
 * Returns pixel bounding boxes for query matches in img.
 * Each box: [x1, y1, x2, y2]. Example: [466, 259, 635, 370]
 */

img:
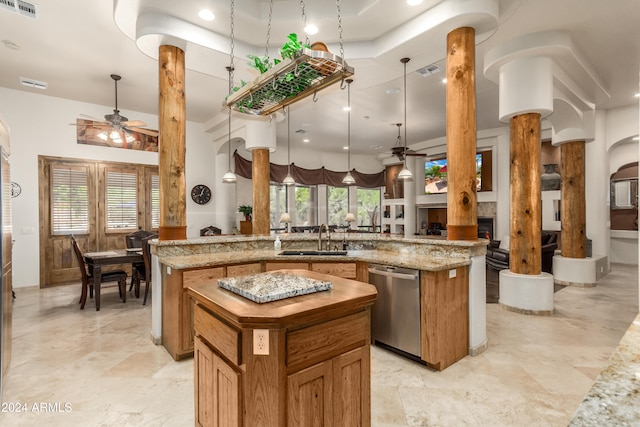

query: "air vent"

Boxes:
[0, 0, 17, 13]
[20, 77, 47, 90]
[416, 64, 442, 77]
[295, 129, 308, 134]
[17, 0, 36, 18]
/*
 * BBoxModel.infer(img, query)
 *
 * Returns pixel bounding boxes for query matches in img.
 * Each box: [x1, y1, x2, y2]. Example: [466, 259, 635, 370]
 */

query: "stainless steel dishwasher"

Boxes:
[368, 264, 422, 361]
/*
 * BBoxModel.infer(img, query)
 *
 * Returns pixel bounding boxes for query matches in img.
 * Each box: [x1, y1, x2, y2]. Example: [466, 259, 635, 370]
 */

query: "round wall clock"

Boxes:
[10, 181, 21, 198]
[191, 184, 211, 205]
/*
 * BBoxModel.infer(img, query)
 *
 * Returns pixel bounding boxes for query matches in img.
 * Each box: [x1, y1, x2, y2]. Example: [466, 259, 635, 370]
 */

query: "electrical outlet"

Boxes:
[253, 329, 269, 355]
[449, 268, 457, 278]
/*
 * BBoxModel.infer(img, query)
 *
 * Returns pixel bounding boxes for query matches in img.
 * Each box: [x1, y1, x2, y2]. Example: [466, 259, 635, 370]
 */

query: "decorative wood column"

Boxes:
[158, 45, 187, 240]
[252, 148, 270, 235]
[561, 140, 586, 258]
[510, 113, 542, 274]
[446, 27, 478, 241]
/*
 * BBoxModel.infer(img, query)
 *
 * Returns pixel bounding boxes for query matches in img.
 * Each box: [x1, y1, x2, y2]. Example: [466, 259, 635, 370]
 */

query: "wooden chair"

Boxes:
[131, 236, 152, 305]
[71, 235, 128, 310]
[126, 229, 157, 294]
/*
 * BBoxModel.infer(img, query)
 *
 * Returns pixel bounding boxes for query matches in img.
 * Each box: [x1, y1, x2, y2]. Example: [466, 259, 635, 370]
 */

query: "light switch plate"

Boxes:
[449, 268, 456, 278]
[253, 329, 269, 355]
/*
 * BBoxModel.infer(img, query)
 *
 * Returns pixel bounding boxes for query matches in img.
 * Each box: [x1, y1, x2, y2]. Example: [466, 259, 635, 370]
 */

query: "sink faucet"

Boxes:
[318, 224, 331, 251]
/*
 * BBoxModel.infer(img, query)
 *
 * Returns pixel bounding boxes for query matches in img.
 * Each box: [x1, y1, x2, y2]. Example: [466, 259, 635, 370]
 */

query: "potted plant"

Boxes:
[238, 205, 253, 221]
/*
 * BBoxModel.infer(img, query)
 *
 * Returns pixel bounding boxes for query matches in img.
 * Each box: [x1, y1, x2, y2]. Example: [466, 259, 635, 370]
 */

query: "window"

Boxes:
[294, 184, 317, 226]
[106, 169, 138, 231]
[270, 183, 287, 228]
[151, 174, 160, 229]
[327, 186, 348, 226]
[51, 166, 89, 235]
[357, 187, 381, 230]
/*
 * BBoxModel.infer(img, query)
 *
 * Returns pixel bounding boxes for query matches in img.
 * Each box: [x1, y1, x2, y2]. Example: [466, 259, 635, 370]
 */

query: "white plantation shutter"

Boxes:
[151, 174, 160, 229]
[51, 166, 89, 235]
[106, 170, 137, 230]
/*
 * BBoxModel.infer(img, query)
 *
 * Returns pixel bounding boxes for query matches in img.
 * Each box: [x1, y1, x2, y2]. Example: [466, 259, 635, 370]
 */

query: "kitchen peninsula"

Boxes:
[151, 233, 488, 370]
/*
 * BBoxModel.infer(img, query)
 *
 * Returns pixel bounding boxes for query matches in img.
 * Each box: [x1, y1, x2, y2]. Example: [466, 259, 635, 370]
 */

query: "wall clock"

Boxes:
[191, 184, 211, 205]
[10, 181, 21, 198]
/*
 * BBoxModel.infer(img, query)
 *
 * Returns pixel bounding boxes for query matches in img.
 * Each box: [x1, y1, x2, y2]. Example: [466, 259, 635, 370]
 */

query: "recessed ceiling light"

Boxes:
[343, 146, 349, 150]
[386, 87, 400, 95]
[635, 93, 640, 97]
[407, 0, 423, 5]
[442, 78, 447, 84]
[304, 24, 318, 35]
[303, 139, 310, 143]
[343, 106, 351, 112]
[2, 40, 20, 50]
[633, 136, 639, 141]
[198, 9, 215, 21]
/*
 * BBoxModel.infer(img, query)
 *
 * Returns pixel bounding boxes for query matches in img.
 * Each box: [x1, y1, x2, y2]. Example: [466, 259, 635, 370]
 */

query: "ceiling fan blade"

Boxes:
[124, 126, 158, 137]
[121, 120, 147, 127]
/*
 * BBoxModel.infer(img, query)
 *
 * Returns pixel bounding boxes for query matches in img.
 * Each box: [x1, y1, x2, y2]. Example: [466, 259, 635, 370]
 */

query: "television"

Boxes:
[424, 151, 492, 194]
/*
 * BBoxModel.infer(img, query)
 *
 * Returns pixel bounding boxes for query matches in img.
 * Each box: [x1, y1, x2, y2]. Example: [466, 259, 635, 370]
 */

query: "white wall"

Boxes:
[0, 87, 213, 287]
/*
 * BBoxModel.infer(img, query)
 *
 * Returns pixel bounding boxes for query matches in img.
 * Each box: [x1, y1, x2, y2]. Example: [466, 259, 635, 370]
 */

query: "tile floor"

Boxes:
[0, 263, 637, 426]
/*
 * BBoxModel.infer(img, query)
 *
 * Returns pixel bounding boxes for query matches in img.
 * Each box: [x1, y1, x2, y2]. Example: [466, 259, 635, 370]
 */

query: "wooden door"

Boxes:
[332, 346, 370, 427]
[194, 336, 242, 427]
[287, 360, 333, 427]
[38, 156, 158, 287]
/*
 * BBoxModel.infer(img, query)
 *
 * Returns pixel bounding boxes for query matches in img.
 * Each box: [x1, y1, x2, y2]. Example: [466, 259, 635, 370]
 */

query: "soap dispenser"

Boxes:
[274, 235, 282, 252]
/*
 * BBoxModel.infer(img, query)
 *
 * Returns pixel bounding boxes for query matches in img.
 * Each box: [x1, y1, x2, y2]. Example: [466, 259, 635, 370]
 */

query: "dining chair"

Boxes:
[125, 229, 157, 295]
[71, 235, 128, 309]
[131, 235, 153, 305]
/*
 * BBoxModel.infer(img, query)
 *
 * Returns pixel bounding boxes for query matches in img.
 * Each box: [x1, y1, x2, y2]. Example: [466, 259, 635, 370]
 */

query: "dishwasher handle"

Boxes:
[368, 267, 418, 281]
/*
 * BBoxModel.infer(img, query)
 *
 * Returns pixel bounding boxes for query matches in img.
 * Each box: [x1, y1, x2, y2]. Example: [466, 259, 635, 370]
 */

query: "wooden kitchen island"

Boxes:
[187, 269, 377, 427]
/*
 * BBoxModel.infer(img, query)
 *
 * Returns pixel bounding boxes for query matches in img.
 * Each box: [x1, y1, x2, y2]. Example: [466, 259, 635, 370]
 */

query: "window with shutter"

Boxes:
[106, 169, 138, 231]
[151, 174, 160, 229]
[51, 166, 89, 235]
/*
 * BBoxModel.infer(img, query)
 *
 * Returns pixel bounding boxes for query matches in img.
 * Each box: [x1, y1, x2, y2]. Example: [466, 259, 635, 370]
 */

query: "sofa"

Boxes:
[486, 230, 558, 273]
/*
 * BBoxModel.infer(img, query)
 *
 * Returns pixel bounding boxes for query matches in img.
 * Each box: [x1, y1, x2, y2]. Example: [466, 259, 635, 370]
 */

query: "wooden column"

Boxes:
[158, 45, 187, 240]
[252, 148, 270, 235]
[561, 141, 586, 258]
[510, 113, 542, 275]
[446, 27, 478, 241]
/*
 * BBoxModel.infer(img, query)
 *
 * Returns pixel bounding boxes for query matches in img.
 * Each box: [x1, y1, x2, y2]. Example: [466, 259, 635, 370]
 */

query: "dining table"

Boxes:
[82, 249, 143, 310]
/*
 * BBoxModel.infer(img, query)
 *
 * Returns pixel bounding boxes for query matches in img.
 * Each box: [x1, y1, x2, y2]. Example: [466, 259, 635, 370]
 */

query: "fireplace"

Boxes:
[478, 217, 494, 240]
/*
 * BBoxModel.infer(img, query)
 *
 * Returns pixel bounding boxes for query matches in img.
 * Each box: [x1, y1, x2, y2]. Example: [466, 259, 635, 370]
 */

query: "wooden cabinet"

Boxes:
[227, 263, 261, 277]
[311, 262, 356, 279]
[190, 270, 376, 427]
[239, 221, 252, 235]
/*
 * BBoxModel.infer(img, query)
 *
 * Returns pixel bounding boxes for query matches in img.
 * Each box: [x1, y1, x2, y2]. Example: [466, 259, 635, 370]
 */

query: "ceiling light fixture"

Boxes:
[397, 58, 413, 181]
[304, 24, 318, 35]
[342, 79, 356, 186]
[222, 67, 237, 183]
[407, 0, 424, 5]
[386, 87, 400, 95]
[198, 9, 215, 21]
[283, 106, 295, 186]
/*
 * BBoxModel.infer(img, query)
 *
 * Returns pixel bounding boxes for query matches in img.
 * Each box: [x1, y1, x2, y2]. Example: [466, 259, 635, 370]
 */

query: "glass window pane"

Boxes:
[106, 170, 138, 231]
[327, 186, 348, 226]
[294, 185, 317, 226]
[51, 166, 89, 235]
[357, 187, 381, 231]
[270, 183, 287, 228]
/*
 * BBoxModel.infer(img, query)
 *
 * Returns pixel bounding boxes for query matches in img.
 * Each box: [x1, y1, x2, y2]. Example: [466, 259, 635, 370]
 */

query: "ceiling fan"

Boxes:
[390, 123, 425, 160]
[77, 74, 158, 143]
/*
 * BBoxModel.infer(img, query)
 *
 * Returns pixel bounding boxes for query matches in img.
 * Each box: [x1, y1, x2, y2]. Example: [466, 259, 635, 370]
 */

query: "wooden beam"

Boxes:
[561, 141, 586, 258]
[158, 45, 187, 240]
[446, 27, 478, 241]
[510, 113, 542, 275]
[252, 148, 270, 235]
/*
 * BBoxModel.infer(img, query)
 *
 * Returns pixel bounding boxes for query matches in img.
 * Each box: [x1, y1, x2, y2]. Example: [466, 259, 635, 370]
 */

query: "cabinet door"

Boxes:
[333, 346, 370, 427]
[310, 262, 356, 279]
[287, 360, 333, 427]
[194, 337, 241, 427]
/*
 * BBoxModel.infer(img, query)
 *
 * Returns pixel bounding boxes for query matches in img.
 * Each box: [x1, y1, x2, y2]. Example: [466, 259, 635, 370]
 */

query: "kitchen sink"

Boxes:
[278, 250, 348, 256]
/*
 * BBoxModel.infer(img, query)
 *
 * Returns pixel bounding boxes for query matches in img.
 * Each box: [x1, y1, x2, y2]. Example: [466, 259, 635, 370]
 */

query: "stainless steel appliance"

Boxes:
[368, 264, 421, 361]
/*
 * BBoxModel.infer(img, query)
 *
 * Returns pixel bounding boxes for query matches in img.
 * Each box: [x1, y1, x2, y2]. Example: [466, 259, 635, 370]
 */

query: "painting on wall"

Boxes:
[75, 119, 158, 152]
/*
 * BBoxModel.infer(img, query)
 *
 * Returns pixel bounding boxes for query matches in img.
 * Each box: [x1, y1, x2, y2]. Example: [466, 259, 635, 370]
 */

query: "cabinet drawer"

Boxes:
[286, 310, 369, 373]
[310, 262, 356, 279]
[183, 267, 225, 288]
[265, 262, 309, 272]
[194, 303, 241, 365]
[227, 263, 262, 277]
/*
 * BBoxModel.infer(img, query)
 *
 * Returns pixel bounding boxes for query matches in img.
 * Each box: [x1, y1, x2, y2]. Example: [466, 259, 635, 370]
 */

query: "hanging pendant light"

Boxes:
[283, 106, 295, 186]
[342, 79, 356, 185]
[398, 57, 413, 182]
[222, 66, 237, 184]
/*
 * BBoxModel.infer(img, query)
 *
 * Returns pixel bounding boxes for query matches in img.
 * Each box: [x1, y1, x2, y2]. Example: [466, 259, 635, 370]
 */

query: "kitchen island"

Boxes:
[151, 233, 488, 369]
[188, 269, 377, 427]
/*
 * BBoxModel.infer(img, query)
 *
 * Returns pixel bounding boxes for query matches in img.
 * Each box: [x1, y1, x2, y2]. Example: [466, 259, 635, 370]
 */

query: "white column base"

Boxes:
[151, 254, 162, 345]
[468, 255, 488, 355]
[553, 254, 608, 287]
[499, 270, 554, 315]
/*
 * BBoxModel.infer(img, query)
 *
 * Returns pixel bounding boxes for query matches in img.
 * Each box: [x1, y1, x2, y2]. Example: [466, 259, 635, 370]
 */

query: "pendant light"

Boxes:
[342, 78, 356, 185]
[283, 106, 295, 186]
[397, 57, 413, 182]
[222, 67, 237, 183]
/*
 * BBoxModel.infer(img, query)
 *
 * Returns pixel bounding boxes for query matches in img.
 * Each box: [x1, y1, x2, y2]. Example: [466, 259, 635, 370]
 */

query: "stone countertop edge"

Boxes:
[569, 313, 640, 426]
[157, 249, 471, 272]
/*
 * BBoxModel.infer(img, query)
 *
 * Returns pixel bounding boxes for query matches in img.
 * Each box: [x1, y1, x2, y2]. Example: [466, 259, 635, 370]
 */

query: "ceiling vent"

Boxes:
[416, 64, 442, 77]
[20, 77, 47, 90]
[17, 0, 36, 18]
[295, 129, 308, 134]
[0, 0, 36, 18]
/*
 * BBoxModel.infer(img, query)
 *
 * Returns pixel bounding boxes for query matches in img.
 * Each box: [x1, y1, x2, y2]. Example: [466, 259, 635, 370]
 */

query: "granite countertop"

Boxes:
[158, 249, 471, 272]
[569, 313, 640, 425]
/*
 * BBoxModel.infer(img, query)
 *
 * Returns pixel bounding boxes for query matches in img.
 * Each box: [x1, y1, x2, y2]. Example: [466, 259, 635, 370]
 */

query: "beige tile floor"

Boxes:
[0, 263, 637, 426]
